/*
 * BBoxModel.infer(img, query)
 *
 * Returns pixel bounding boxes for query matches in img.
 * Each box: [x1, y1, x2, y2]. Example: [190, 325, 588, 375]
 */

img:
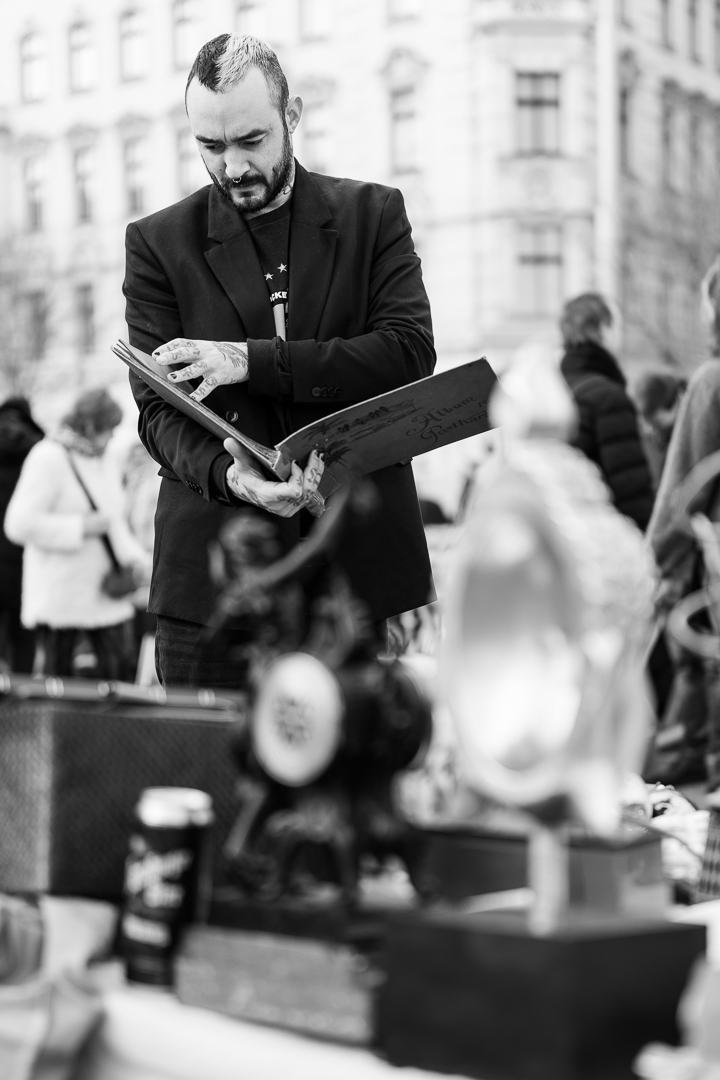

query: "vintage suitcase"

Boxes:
[0, 677, 242, 899]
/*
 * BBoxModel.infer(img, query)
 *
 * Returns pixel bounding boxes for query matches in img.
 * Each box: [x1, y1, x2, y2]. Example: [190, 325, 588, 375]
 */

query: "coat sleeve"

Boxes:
[648, 362, 720, 596]
[123, 222, 235, 502]
[246, 188, 436, 403]
[4, 442, 86, 552]
[586, 382, 655, 532]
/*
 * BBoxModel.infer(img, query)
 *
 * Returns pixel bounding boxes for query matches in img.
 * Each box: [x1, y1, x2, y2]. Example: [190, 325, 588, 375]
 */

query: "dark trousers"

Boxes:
[0, 601, 35, 673]
[155, 614, 390, 690]
[33, 621, 136, 681]
[155, 615, 251, 690]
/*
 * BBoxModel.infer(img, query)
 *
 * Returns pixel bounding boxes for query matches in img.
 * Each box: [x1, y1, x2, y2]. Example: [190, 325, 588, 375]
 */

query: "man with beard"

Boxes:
[123, 34, 435, 687]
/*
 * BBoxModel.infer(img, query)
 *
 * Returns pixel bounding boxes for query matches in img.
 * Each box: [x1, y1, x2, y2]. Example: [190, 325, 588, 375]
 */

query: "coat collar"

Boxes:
[204, 162, 337, 341]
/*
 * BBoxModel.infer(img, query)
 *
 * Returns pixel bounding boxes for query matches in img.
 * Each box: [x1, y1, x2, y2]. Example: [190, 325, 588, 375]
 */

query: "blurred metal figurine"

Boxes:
[210, 484, 432, 903]
[442, 343, 656, 933]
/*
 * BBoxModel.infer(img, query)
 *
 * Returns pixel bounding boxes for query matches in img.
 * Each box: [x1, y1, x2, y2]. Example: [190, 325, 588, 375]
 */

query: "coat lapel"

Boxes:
[287, 163, 337, 341]
[203, 165, 338, 342]
[204, 187, 276, 339]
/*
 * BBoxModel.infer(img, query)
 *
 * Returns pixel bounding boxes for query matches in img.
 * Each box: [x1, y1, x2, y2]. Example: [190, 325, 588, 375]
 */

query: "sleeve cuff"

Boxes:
[209, 452, 242, 506]
[247, 338, 293, 400]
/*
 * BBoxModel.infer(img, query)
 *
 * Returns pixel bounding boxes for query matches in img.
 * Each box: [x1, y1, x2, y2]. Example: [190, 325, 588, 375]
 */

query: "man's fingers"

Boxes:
[168, 359, 208, 382]
[153, 339, 199, 362]
[288, 461, 304, 497]
[223, 436, 245, 459]
[189, 376, 219, 402]
[156, 347, 200, 366]
[302, 450, 325, 495]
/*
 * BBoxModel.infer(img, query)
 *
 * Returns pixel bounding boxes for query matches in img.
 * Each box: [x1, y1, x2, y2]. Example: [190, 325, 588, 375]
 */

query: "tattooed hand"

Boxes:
[152, 339, 249, 402]
[224, 438, 325, 519]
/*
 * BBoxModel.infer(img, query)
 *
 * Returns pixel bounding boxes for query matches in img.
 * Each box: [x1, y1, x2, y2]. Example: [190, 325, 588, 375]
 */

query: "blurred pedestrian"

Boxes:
[3, 389, 149, 680]
[0, 397, 43, 672]
[634, 370, 687, 486]
[644, 255, 720, 787]
[560, 292, 654, 531]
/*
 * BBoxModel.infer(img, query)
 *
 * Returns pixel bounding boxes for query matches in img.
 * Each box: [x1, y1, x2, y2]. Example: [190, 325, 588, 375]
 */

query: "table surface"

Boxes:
[74, 967, 463, 1080]
[72, 901, 720, 1080]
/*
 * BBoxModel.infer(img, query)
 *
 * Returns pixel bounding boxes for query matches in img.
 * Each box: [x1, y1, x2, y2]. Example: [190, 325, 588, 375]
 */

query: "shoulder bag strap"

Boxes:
[65, 449, 122, 571]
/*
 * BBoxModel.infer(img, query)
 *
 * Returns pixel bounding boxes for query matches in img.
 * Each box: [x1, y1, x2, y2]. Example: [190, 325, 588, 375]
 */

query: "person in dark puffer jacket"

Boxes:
[560, 292, 655, 532]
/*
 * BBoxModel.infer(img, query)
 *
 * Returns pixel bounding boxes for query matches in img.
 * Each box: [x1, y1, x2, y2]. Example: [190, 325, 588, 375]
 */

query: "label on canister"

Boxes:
[121, 787, 213, 986]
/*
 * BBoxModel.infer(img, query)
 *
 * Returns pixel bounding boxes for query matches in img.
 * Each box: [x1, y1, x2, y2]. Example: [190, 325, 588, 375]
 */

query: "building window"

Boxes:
[516, 73, 560, 156]
[661, 97, 676, 188]
[688, 0, 700, 60]
[69, 23, 96, 92]
[22, 291, 47, 359]
[20, 32, 47, 103]
[689, 108, 701, 190]
[120, 10, 148, 80]
[518, 225, 563, 316]
[74, 146, 94, 223]
[303, 100, 331, 173]
[124, 136, 146, 216]
[390, 87, 418, 173]
[236, 0, 265, 35]
[24, 155, 44, 232]
[388, 0, 421, 19]
[173, 0, 202, 69]
[620, 87, 632, 173]
[299, 0, 332, 40]
[661, 0, 673, 47]
[76, 285, 95, 355]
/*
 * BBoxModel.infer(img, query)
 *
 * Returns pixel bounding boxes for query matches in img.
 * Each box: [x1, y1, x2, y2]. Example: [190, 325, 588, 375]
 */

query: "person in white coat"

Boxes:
[4, 389, 149, 678]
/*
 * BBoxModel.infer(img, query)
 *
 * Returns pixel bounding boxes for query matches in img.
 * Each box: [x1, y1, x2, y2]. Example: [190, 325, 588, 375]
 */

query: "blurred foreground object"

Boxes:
[210, 483, 432, 910]
[445, 342, 656, 931]
[379, 346, 705, 1080]
[646, 254, 720, 789]
[661, 448, 720, 896]
[0, 894, 115, 1080]
[176, 484, 432, 1041]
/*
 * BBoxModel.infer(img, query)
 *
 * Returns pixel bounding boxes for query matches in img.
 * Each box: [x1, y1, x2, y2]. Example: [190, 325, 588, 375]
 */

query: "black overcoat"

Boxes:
[123, 162, 436, 623]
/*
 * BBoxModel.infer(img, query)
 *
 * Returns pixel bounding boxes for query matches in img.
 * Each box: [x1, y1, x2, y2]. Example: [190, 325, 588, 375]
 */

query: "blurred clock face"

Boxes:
[252, 653, 344, 786]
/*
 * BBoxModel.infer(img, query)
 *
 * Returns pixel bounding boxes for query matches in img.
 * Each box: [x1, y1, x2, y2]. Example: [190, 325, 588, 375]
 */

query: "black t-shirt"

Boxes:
[245, 200, 291, 341]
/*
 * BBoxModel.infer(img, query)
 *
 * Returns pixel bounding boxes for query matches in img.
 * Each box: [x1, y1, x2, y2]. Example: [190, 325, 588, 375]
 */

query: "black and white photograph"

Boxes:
[2, 2, 720, 1079]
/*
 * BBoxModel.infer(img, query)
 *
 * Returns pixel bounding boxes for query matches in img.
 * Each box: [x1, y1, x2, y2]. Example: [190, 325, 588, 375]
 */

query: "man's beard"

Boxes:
[208, 126, 294, 215]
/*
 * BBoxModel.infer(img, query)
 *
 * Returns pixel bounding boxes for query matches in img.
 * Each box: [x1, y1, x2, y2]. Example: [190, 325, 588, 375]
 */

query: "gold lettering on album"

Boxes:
[405, 400, 489, 447]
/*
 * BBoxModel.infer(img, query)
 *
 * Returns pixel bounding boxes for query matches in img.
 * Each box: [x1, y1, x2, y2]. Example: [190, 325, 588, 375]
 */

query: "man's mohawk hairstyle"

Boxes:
[185, 33, 289, 114]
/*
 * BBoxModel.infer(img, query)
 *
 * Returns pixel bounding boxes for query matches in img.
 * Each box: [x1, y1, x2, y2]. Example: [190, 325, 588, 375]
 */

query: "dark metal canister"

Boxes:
[120, 787, 214, 985]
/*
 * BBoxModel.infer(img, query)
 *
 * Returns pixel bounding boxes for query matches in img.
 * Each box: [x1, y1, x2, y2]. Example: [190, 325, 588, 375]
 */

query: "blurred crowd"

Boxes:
[5, 257, 720, 796]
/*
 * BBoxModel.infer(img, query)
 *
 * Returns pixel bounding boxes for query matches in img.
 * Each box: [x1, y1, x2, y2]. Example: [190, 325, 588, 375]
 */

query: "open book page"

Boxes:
[114, 340, 498, 499]
[113, 341, 287, 477]
[277, 359, 498, 494]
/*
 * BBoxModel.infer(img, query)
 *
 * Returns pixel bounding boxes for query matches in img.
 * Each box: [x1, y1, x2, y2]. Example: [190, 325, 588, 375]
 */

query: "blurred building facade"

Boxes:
[0, 0, 718, 424]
